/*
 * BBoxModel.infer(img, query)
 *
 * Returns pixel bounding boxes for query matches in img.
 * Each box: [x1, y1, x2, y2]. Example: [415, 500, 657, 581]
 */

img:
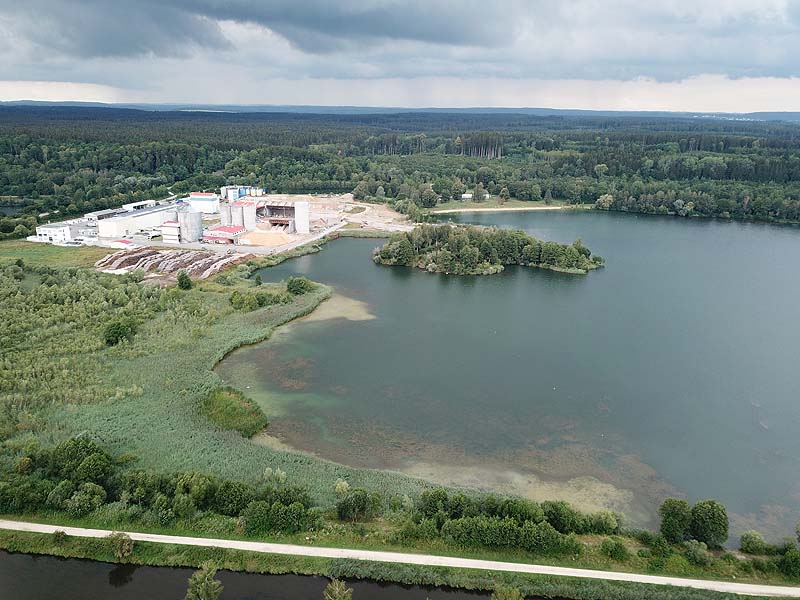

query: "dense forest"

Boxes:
[2, 106, 800, 240]
[374, 224, 603, 275]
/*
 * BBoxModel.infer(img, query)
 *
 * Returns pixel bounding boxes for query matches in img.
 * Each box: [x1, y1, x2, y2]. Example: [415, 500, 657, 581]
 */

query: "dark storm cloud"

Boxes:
[1, 0, 799, 88]
[4, 0, 230, 58]
[2, 0, 518, 59]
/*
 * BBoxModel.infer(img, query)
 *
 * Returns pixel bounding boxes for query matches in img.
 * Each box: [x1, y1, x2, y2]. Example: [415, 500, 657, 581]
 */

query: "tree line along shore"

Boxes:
[4, 108, 800, 242]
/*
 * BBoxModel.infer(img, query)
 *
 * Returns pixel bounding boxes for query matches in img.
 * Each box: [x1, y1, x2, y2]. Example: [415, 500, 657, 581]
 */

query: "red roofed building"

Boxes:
[203, 224, 246, 244]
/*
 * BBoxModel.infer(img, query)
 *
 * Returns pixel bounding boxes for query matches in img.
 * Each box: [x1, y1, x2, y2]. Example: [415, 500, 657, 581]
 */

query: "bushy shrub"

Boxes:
[519, 520, 562, 555]
[46, 479, 76, 509]
[106, 532, 134, 561]
[542, 500, 583, 534]
[103, 317, 137, 346]
[684, 540, 712, 567]
[213, 480, 255, 516]
[600, 537, 630, 561]
[65, 482, 107, 517]
[589, 511, 620, 535]
[659, 498, 691, 544]
[177, 270, 192, 290]
[336, 488, 381, 522]
[740, 530, 767, 555]
[782, 549, 800, 579]
[690, 499, 728, 548]
[286, 276, 314, 295]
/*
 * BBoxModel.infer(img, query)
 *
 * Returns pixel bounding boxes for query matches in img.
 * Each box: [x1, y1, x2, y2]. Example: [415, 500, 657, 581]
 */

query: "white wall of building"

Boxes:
[294, 201, 310, 234]
[35, 224, 72, 243]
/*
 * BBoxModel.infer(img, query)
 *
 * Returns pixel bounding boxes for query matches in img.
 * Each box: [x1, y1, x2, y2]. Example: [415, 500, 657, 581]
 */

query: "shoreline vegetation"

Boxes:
[373, 224, 604, 275]
[1, 239, 798, 598]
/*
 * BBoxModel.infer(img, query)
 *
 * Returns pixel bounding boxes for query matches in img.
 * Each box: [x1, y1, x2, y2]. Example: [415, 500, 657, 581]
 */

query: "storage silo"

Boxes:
[243, 203, 257, 230]
[231, 204, 244, 227]
[220, 202, 232, 226]
[178, 207, 203, 242]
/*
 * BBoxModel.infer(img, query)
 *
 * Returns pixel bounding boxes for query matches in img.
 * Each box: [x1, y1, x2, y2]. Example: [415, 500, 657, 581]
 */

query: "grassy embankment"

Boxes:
[0, 530, 782, 600]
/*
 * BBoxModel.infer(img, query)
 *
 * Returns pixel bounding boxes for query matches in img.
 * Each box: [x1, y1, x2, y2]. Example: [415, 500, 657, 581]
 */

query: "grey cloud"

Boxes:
[1, 0, 800, 88]
[3, 0, 229, 59]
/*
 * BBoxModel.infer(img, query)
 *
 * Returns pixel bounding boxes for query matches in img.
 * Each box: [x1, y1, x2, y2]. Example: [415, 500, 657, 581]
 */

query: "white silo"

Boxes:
[231, 204, 244, 227]
[294, 201, 310, 234]
[220, 202, 232, 226]
[178, 207, 203, 242]
[243, 203, 257, 230]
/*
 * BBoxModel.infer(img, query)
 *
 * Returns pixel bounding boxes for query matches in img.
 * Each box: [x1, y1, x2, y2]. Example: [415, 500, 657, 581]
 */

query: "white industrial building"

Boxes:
[184, 192, 220, 214]
[97, 205, 178, 238]
[219, 199, 309, 234]
[122, 200, 157, 211]
[220, 185, 264, 201]
[35, 222, 73, 244]
[160, 221, 181, 244]
[160, 206, 203, 243]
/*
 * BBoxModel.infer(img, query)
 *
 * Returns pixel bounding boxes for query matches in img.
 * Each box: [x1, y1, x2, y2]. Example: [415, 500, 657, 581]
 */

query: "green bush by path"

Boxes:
[201, 387, 269, 438]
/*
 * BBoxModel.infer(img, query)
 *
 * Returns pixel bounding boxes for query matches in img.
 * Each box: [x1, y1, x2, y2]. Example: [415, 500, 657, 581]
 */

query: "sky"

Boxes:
[1, 0, 800, 111]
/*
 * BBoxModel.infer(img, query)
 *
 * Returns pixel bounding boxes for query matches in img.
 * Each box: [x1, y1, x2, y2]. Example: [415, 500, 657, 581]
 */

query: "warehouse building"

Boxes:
[97, 205, 178, 238]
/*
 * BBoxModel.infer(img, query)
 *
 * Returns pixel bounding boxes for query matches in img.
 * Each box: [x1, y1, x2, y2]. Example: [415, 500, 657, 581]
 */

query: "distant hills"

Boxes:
[1, 100, 799, 122]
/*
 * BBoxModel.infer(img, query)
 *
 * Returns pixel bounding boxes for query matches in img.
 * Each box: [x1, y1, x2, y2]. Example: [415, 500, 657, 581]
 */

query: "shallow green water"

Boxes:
[217, 211, 800, 534]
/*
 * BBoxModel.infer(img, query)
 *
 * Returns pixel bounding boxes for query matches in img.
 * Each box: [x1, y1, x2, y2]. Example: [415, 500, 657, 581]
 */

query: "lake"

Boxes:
[0, 550, 494, 599]
[216, 211, 800, 537]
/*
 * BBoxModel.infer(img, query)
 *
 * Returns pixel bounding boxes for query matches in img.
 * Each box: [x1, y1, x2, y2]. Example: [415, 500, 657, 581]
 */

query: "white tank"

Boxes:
[220, 203, 232, 226]
[177, 207, 203, 242]
[243, 203, 257, 230]
[231, 204, 244, 227]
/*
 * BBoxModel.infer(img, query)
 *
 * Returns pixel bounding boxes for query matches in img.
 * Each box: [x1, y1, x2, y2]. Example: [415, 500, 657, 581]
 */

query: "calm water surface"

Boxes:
[217, 211, 800, 535]
[0, 551, 493, 599]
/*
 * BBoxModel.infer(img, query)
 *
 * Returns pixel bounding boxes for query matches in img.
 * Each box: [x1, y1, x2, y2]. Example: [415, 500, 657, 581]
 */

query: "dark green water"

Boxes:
[217, 211, 800, 535]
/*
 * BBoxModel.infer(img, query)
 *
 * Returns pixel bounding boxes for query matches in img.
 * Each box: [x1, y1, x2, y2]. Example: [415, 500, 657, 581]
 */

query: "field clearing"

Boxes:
[0, 240, 110, 268]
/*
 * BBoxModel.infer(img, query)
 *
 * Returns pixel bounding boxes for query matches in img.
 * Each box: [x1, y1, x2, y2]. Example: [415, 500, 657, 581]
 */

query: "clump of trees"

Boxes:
[0, 436, 318, 536]
[286, 276, 315, 295]
[229, 289, 292, 311]
[393, 489, 619, 558]
[374, 224, 603, 275]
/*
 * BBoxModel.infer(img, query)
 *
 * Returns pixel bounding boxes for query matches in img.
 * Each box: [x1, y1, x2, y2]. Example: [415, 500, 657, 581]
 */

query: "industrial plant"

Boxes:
[32, 185, 317, 250]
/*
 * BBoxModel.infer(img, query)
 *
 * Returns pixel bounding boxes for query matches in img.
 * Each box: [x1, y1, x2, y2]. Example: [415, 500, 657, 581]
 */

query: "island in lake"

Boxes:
[373, 223, 604, 275]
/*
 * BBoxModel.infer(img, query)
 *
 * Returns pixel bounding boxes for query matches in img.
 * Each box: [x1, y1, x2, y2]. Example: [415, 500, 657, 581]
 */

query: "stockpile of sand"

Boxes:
[240, 230, 294, 247]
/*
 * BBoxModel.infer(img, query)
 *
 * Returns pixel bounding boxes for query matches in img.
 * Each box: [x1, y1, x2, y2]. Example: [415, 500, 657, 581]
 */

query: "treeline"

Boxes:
[2, 107, 800, 240]
[0, 437, 319, 536]
[2, 436, 800, 582]
[374, 224, 603, 275]
[395, 488, 616, 557]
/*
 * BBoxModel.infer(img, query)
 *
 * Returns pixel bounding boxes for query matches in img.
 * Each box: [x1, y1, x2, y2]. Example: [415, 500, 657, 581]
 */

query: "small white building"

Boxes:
[461, 193, 473, 201]
[203, 225, 245, 244]
[160, 221, 181, 244]
[185, 192, 220, 214]
[35, 222, 73, 244]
